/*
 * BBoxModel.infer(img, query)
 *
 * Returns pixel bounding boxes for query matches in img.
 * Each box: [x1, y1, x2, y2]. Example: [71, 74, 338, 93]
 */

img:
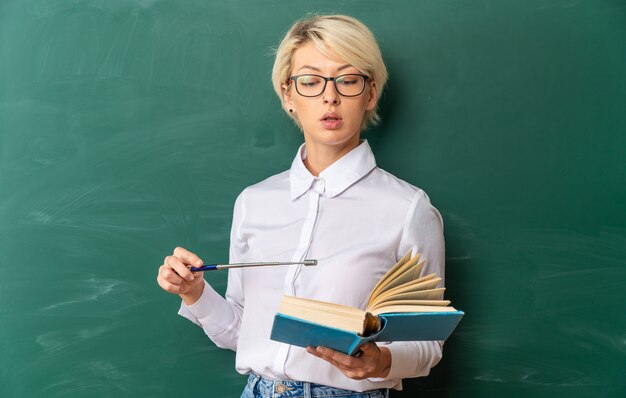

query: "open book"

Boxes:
[270, 251, 464, 355]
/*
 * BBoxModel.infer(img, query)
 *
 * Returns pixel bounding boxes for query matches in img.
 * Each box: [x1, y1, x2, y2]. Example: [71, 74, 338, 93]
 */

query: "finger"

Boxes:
[359, 342, 377, 352]
[308, 346, 377, 380]
[157, 273, 181, 294]
[314, 346, 359, 369]
[306, 347, 370, 379]
[307, 347, 341, 365]
[173, 247, 203, 267]
[313, 353, 364, 379]
[160, 265, 183, 284]
[190, 270, 204, 280]
[306, 346, 322, 358]
[357, 342, 379, 357]
[307, 347, 346, 368]
[165, 255, 195, 281]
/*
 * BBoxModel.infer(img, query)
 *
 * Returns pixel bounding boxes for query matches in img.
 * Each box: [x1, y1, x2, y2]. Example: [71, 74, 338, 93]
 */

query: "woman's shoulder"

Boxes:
[234, 170, 291, 202]
[369, 166, 423, 197]
[366, 166, 439, 211]
[370, 167, 441, 224]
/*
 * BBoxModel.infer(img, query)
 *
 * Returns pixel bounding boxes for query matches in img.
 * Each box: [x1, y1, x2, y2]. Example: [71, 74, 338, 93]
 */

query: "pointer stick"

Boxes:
[189, 260, 318, 272]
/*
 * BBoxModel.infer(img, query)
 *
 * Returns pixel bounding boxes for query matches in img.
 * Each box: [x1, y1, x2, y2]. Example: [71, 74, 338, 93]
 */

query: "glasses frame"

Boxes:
[288, 73, 370, 98]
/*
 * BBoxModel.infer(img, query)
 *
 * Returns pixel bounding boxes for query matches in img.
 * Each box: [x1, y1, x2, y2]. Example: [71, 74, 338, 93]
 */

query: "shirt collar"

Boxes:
[289, 139, 377, 200]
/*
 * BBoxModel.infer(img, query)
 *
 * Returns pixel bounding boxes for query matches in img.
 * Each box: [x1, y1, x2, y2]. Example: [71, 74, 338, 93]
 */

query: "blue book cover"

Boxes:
[270, 310, 464, 356]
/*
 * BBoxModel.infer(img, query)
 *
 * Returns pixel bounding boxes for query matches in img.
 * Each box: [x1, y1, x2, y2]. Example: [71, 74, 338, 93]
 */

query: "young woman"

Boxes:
[157, 15, 445, 398]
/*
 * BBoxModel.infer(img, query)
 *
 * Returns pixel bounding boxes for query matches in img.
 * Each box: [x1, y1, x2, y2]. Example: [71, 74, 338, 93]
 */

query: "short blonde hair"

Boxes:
[272, 15, 388, 130]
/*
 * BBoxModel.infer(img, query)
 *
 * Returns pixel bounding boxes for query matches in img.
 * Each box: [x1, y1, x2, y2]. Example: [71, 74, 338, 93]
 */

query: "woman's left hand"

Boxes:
[306, 342, 391, 380]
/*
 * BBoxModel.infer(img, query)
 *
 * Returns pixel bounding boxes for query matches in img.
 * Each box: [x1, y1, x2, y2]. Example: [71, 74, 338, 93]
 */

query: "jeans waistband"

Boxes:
[246, 373, 388, 398]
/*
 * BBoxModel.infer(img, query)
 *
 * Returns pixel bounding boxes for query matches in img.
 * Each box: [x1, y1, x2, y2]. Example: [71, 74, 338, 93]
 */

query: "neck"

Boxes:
[303, 136, 361, 176]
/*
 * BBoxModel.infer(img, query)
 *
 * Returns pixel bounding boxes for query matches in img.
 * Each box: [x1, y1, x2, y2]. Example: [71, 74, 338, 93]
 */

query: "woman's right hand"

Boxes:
[157, 247, 206, 305]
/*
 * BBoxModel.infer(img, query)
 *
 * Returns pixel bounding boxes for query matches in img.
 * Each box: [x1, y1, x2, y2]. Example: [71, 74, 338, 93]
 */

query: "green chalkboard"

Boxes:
[1, 1, 625, 397]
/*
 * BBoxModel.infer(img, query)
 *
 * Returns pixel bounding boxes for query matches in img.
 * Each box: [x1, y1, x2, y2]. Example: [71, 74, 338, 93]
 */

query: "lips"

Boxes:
[320, 112, 342, 122]
[320, 112, 343, 130]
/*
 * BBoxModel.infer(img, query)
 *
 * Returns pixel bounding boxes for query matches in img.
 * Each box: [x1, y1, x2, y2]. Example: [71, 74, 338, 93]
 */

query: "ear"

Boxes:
[282, 82, 295, 112]
[365, 80, 378, 111]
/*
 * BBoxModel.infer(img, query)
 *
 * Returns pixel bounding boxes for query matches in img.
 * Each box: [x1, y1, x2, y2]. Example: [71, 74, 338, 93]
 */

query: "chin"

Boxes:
[312, 137, 359, 147]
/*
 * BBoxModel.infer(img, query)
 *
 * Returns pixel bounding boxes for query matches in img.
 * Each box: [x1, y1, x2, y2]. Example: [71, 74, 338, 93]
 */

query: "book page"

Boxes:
[368, 250, 412, 300]
[370, 275, 441, 307]
[379, 259, 425, 293]
[281, 296, 364, 317]
[279, 296, 366, 333]
[368, 251, 423, 306]
[369, 299, 450, 312]
[370, 304, 458, 316]
[367, 288, 446, 309]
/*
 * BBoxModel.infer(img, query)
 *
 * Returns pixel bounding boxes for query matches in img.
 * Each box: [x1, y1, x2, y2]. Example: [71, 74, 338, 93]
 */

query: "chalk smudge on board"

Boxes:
[36, 326, 111, 354]
[40, 277, 121, 311]
[474, 372, 598, 387]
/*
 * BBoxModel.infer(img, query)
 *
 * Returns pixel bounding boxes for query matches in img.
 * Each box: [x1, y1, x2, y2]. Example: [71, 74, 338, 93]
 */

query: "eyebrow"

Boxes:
[297, 64, 355, 73]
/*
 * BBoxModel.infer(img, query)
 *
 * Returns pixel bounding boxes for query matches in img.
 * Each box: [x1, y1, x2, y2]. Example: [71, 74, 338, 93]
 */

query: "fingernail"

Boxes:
[317, 347, 326, 354]
[196, 260, 202, 266]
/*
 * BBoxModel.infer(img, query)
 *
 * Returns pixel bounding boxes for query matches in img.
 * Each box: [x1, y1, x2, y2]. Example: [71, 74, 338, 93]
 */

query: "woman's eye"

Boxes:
[300, 77, 321, 87]
[338, 78, 357, 86]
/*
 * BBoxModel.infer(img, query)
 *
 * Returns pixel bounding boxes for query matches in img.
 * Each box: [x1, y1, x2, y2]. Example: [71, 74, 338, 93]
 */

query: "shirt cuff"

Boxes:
[177, 280, 235, 336]
[384, 342, 417, 380]
[368, 341, 443, 382]
[366, 343, 408, 383]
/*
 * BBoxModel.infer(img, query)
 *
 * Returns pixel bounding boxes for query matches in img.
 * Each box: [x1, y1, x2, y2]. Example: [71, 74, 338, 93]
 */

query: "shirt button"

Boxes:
[313, 178, 326, 193]
[275, 383, 286, 393]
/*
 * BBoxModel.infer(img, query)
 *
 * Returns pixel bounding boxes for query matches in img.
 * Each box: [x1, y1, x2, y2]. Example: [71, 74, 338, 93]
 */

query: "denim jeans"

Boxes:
[240, 373, 389, 398]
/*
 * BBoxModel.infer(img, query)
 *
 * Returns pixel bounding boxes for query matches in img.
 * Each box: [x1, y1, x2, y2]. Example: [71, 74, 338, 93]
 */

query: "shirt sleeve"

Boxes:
[177, 189, 248, 352]
[369, 189, 446, 382]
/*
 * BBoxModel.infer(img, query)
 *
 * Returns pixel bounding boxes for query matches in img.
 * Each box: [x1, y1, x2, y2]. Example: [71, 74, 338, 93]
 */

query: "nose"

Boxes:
[322, 79, 340, 105]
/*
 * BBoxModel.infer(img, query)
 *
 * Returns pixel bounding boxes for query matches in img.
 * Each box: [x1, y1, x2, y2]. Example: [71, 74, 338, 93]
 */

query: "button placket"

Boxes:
[274, 184, 323, 377]
[284, 186, 321, 296]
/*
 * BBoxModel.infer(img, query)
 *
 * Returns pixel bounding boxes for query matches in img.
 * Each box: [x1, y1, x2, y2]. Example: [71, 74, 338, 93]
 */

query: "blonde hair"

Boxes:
[272, 15, 388, 130]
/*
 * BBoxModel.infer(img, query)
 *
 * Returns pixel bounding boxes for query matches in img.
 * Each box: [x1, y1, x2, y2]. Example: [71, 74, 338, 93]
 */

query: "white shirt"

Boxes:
[178, 140, 445, 391]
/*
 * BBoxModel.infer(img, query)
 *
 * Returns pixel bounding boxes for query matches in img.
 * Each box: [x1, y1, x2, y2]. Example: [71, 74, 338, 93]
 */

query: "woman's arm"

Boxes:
[373, 189, 447, 380]
[176, 191, 248, 351]
[307, 188, 446, 380]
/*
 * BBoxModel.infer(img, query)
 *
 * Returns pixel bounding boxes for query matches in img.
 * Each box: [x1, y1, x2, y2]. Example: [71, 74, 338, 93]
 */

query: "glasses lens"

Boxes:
[296, 75, 325, 96]
[335, 75, 365, 97]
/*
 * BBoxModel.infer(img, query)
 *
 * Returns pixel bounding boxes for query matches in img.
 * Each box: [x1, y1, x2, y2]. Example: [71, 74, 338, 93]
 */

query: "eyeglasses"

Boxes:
[288, 74, 370, 97]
